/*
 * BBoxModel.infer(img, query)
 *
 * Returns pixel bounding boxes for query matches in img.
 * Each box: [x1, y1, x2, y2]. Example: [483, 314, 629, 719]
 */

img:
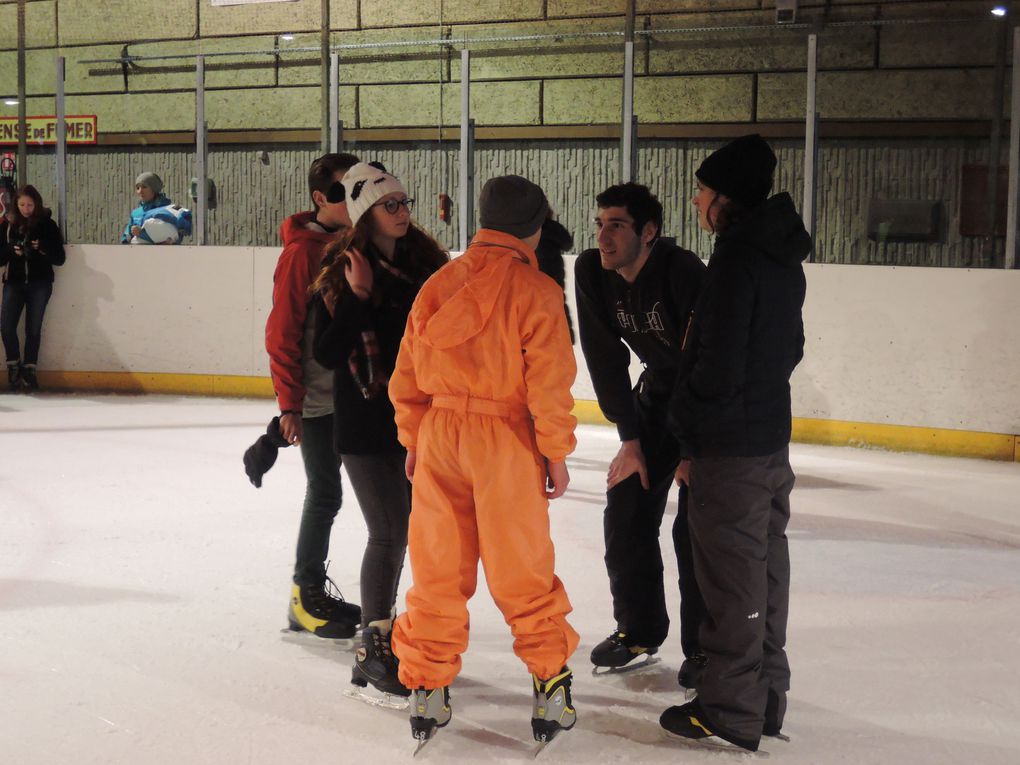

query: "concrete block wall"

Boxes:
[22, 136, 992, 269]
[0, 0, 1009, 132]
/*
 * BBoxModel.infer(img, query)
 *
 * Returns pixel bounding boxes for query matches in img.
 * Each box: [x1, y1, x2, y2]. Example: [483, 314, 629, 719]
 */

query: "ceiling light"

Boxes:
[992, 7, 1007, 17]
[4, 99, 18, 106]
[280, 33, 295, 41]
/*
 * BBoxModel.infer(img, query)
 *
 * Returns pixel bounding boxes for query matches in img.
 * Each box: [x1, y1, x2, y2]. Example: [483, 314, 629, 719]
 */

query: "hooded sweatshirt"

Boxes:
[668, 192, 811, 458]
[265, 211, 337, 416]
[389, 228, 577, 462]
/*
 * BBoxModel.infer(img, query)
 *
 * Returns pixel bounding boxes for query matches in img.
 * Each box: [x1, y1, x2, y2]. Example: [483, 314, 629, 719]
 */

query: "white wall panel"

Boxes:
[35, 247, 1020, 436]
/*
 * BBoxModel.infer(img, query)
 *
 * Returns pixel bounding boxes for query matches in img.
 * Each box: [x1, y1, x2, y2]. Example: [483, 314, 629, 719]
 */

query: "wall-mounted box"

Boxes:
[867, 199, 942, 243]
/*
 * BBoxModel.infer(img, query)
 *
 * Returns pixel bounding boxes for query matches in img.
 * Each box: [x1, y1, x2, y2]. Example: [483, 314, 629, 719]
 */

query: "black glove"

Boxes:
[243, 416, 291, 488]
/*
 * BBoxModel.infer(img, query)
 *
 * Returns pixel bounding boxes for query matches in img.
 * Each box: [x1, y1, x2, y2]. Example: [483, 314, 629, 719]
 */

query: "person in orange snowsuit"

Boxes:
[388, 175, 580, 746]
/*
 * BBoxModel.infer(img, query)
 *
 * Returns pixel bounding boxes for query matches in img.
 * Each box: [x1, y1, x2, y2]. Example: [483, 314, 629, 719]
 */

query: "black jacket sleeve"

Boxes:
[34, 217, 65, 268]
[311, 289, 374, 370]
[574, 250, 640, 441]
[0, 221, 10, 267]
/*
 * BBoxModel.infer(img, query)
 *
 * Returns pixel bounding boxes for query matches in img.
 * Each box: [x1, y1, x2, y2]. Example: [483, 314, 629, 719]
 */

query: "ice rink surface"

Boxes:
[2, 394, 1019, 764]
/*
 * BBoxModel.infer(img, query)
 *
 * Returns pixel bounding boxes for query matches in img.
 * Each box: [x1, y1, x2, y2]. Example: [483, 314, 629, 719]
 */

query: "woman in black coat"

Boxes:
[0, 185, 65, 391]
[660, 135, 811, 753]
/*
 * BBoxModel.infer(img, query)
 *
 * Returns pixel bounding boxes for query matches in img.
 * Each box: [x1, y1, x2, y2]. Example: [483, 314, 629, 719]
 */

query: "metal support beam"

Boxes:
[621, 41, 636, 182]
[329, 52, 340, 153]
[55, 57, 67, 235]
[1007, 26, 1020, 270]
[320, 0, 330, 154]
[459, 50, 474, 252]
[984, 19, 1008, 266]
[195, 56, 207, 246]
[16, 0, 27, 185]
[803, 33, 818, 260]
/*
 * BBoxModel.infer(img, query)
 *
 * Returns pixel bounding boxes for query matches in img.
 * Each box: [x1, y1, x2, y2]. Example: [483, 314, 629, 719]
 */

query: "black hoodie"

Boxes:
[0, 212, 65, 284]
[576, 237, 705, 441]
[668, 192, 811, 458]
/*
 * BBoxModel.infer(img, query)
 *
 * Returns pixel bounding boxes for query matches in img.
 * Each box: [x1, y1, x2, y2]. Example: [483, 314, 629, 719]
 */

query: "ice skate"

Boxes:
[660, 699, 769, 757]
[763, 688, 788, 741]
[7, 362, 23, 392]
[410, 686, 451, 755]
[19, 364, 38, 392]
[347, 624, 410, 708]
[677, 650, 707, 691]
[531, 666, 576, 754]
[286, 580, 361, 639]
[590, 631, 659, 674]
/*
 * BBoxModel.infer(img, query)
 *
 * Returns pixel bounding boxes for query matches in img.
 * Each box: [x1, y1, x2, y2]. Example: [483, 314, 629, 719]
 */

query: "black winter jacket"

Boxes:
[312, 240, 437, 455]
[668, 193, 810, 458]
[0, 213, 65, 284]
[576, 238, 705, 441]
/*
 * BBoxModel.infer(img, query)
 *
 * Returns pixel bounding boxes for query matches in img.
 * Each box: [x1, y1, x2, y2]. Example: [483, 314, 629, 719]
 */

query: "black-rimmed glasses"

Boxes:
[373, 198, 415, 215]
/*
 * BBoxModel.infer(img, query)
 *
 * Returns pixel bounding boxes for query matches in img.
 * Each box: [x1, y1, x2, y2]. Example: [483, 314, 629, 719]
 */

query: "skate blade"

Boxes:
[279, 627, 355, 650]
[765, 732, 790, 743]
[664, 731, 770, 758]
[592, 655, 661, 676]
[412, 730, 436, 758]
[532, 729, 567, 758]
[343, 687, 409, 711]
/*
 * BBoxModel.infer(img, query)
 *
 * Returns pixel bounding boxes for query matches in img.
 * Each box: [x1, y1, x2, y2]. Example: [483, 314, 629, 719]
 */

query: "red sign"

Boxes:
[0, 115, 98, 145]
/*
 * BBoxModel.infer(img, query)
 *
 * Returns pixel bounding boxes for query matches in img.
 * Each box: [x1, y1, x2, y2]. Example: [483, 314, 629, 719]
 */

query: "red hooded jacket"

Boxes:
[265, 211, 337, 413]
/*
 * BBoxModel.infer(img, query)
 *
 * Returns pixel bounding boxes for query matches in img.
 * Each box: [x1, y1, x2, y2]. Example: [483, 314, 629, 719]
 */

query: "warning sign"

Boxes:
[0, 115, 98, 145]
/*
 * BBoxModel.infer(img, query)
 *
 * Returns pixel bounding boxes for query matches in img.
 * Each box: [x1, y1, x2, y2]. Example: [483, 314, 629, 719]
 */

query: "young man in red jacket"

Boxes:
[265, 152, 362, 638]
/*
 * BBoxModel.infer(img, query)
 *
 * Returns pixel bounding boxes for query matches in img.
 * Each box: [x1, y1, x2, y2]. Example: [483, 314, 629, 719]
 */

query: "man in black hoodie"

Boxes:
[575, 183, 707, 680]
[660, 135, 811, 753]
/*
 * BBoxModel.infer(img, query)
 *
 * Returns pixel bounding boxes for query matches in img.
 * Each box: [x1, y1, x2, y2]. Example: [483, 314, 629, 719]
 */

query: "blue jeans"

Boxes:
[1, 280, 53, 366]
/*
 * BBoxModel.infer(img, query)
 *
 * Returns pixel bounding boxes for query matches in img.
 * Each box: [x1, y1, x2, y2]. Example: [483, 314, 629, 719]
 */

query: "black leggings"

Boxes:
[341, 451, 411, 624]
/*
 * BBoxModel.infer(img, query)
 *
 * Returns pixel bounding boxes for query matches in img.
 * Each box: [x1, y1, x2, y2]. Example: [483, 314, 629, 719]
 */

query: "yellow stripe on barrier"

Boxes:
[32, 371, 1018, 462]
[792, 417, 1017, 462]
[38, 370, 275, 398]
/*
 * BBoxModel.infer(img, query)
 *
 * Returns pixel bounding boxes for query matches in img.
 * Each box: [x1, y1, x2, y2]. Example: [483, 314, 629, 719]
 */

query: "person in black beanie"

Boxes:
[659, 134, 811, 753]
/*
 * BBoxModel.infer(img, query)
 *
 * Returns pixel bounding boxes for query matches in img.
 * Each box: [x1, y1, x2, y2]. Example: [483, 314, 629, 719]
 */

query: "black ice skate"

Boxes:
[763, 688, 789, 741]
[660, 699, 764, 755]
[410, 686, 451, 755]
[19, 364, 38, 392]
[287, 581, 361, 639]
[590, 631, 659, 672]
[349, 626, 410, 705]
[677, 650, 707, 691]
[531, 667, 576, 747]
[7, 362, 23, 392]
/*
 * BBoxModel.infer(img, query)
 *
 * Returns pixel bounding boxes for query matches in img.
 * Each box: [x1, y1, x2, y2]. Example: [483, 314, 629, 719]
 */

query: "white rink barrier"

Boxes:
[28, 245, 1020, 459]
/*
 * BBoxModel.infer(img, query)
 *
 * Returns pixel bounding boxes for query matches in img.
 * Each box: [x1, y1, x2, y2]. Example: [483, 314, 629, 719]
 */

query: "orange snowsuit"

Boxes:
[389, 228, 580, 689]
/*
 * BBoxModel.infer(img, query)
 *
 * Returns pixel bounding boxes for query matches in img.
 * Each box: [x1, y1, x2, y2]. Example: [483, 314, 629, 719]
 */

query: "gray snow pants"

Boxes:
[687, 447, 794, 751]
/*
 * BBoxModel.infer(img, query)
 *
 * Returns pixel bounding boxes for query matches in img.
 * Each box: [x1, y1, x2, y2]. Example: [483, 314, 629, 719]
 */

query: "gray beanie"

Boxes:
[478, 175, 549, 240]
[135, 171, 163, 195]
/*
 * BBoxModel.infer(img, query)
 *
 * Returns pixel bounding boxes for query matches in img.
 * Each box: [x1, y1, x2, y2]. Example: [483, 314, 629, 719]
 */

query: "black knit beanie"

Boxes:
[478, 175, 549, 240]
[695, 134, 777, 209]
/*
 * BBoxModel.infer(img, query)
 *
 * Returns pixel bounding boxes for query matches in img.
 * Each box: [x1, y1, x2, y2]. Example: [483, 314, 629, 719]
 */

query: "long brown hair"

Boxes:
[7, 184, 50, 232]
[310, 219, 448, 299]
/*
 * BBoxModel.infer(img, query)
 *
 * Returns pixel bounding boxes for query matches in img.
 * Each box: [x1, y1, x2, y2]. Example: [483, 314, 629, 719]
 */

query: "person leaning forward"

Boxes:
[574, 182, 708, 683]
